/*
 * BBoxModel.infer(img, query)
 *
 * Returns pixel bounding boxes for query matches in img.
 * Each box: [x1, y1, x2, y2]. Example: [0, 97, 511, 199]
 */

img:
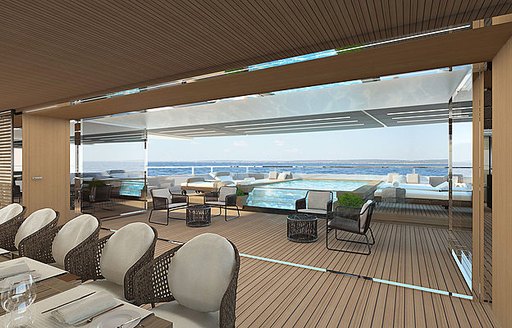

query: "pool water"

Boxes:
[246, 179, 368, 210]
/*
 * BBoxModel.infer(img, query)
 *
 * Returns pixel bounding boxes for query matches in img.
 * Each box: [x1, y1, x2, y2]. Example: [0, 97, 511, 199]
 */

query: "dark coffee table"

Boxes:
[287, 213, 318, 243]
[186, 205, 212, 227]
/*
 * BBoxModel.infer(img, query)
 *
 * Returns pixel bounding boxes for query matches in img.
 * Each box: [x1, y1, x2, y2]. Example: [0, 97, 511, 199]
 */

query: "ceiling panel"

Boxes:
[2, 1, 512, 111]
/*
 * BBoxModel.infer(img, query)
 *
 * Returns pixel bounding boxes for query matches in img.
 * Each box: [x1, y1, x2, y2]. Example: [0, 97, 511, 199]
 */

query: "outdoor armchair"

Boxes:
[149, 187, 189, 225]
[295, 190, 333, 217]
[326, 200, 376, 255]
[133, 233, 240, 328]
[204, 186, 240, 221]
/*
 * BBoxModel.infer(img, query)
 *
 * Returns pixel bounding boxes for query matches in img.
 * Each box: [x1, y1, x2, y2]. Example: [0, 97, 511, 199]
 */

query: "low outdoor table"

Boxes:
[287, 213, 318, 243]
[186, 205, 212, 227]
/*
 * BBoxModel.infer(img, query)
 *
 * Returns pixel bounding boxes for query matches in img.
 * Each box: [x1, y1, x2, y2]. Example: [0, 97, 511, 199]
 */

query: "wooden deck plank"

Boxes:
[99, 207, 496, 327]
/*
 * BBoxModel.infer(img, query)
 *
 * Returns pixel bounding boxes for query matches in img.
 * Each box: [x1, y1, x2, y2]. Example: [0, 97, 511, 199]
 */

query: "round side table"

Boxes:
[287, 213, 318, 243]
[186, 205, 212, 227]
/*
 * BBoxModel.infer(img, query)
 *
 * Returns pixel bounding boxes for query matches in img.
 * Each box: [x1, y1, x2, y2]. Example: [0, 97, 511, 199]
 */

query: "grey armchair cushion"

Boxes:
[307, 191, 332, 210]
[359, 200, 373, 232]
[151, 188, 172, 202]
[218, 186, 236, 201]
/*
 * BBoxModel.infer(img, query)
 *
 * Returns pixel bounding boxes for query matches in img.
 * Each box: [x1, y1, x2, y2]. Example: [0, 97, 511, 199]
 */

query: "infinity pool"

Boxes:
[245, 179, 369, 210]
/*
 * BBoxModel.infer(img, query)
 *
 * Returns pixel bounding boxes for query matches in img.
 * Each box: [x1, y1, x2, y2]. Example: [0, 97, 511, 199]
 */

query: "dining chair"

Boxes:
[0, 203, 26, 251]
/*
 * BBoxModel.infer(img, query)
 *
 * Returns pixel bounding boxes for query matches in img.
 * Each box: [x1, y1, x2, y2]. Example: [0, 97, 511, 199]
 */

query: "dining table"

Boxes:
[0, 253, 173, 327]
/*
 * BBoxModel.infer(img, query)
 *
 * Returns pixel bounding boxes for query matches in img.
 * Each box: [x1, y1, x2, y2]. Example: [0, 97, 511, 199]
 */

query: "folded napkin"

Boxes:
[51, 292, 118, 325]
[0, 262, 31, 279]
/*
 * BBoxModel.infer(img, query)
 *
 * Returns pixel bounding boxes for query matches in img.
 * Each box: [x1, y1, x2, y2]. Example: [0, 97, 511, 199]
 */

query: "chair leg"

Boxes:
[368, 227, 375, 245]
[224, 206, 240, 221]
[148, 209, 169, 226]
[326, 229, 372, 255]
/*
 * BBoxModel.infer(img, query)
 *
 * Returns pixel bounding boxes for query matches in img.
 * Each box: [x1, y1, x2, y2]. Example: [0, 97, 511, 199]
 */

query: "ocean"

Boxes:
[83, 160, 472, 178]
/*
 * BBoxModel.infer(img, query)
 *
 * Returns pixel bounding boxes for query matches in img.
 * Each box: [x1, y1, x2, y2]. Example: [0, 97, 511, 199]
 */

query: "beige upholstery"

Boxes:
[14, 208, 56, 248]
[386, 173, 400, 183]
[168, 233, 235, 313]
[52, 214, 99, 267]
[153, 302, 219, 328]
[0, 203, 23, 225]
[268, 171, 278, 180]
[218, 186, 236, 201]
[307, 191, 331, 210]
[100, 222, 155, 285]
[406, 173, 420, 184]
[359, 200, 373, 232]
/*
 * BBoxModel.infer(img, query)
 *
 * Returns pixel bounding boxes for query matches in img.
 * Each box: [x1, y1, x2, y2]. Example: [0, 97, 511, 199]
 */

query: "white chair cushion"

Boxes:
[297, 208, 327, 215]
[307, 191, 331, 210]
[0, 204, 23, 225]
[386, 173, 400, 183]
[277, 172, 288, 180]
[100, 222, 154, 286]
[168, 233, 235, 313]
[406, 174, 420, 184]
[359, 200, 373, 232]
[14, 208, 56, 248]
[153, 302, 219, 328]
[218, 187, 236, 201]
[268, 171, 278, 180]
[52, 214, 99, 267]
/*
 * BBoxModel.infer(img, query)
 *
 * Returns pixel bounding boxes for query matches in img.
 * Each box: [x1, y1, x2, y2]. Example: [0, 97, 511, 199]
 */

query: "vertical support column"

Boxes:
[143, 129, 148, 210]
[22, 114, 70, 223]
[472, 64, 485, 300]
[491, 35, 512, 326]
[448, 97, 453, 230]
[73, 121, 83, 214]
[0, 110, 14, 207]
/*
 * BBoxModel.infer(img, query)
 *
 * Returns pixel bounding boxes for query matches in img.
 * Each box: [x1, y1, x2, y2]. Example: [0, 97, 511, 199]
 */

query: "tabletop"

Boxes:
[0, 254, 172, 327]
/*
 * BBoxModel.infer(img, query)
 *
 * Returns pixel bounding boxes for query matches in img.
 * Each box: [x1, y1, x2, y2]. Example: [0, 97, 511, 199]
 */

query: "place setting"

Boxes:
[0, 257, 66, 283]
[0, 285, 151, 327]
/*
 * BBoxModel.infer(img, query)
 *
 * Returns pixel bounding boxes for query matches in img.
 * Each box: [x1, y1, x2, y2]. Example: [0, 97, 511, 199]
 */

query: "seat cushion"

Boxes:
[52, 214, 99, 267]
[205, 201, 226, 206]
[307, 191, 331, 210]
[297, 208, 327, 215]
[0, 204, 23, 225]
[100, 222, 154, 286]
[14, 208, 57, 248]
[168, 233, 235, 313]
[268, 171, 278, 180]
[406, 174, 420, 184]
[153, 302, 219, 328]
[167, 202, 188, 209]
[151, 188, 172, 202]
[82, 279, 126, 301]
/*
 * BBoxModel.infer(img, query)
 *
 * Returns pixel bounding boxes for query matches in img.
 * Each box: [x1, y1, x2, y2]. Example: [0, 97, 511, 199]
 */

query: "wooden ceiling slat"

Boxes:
[33, 22, 512, 121]
[1, 1, 511, 111]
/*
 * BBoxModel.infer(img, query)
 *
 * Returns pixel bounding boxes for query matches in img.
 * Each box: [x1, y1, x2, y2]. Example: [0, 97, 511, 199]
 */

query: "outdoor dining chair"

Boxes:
[20, 214, 101, 278]
[134, 233, 240, 328]
[326, 200, 376, 255]
[0, 203, 26, 251]
[15, 208, 59, 258]
[77, 222, 157, 302]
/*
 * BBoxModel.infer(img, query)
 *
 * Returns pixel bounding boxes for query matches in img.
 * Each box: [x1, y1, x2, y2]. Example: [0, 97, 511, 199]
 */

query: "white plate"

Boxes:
[90, 309, 141, 328]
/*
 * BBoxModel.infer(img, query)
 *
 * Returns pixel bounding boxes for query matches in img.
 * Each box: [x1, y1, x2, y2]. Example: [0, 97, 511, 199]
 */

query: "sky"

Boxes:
[81, 121, 472, 164]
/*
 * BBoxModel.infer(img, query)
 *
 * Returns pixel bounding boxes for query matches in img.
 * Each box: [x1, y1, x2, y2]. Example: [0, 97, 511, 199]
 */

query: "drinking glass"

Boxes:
[0, 273, 36, 327]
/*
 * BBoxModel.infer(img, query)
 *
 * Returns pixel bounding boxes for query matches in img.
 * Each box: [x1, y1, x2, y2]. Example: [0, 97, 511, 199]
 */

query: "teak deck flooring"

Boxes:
[100, 204, 497, 327]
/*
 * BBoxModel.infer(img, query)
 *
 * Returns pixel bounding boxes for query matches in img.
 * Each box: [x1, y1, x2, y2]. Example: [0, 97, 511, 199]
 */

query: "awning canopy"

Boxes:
[81, 66, 472, 141]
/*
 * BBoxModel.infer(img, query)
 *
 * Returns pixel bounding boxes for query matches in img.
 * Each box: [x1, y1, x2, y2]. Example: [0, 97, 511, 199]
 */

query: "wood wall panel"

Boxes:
[472, 67, 485, 300]
[22, 115, 70, 223]
[491, 35, 512, 327]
